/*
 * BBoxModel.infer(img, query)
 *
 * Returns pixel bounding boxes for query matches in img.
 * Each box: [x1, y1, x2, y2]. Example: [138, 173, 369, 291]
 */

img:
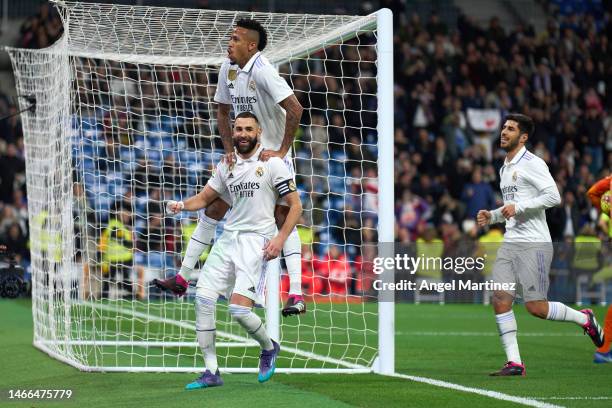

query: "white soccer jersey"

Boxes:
[206, 146, 296, 237]
[214, 52, 294, 152]
[490, 146, 561, 242]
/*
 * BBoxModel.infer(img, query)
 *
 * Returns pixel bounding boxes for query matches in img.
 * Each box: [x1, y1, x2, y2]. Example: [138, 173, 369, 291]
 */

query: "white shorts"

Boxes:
[196, 230, 270, 305]
[491, 242, 553, 302]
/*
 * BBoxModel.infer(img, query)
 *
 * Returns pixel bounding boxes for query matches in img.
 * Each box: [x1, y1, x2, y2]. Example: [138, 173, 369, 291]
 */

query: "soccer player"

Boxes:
[156, 18, 306, 317]
[166, 112, 302, 388]
[477, 113, 604, 376]
[587, 175, 612, 363]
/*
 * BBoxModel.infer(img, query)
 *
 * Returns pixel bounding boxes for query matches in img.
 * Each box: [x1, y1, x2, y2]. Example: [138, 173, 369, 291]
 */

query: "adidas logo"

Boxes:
[228, 172, 234, 178]
[228, 83, 234, 89]
[528, 285, 536, 292]
[248, 286, 256, 293]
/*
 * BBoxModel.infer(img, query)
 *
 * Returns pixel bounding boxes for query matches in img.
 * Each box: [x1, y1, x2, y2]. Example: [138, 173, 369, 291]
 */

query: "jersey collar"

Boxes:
[236, 145, 264, 164]
[504, 146, 527, 167]
[241, 52, 261, 73]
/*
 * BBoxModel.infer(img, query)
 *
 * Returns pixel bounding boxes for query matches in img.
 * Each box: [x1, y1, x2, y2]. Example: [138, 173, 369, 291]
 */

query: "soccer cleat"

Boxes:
[489, 361, 526, 376]
[258, 339, 280, 383]
[593, 350, 612, 364]
[185, 369, 223, 390]
[282, 295, 306, 317]
[153, 274, 188, 297]
[580, 309, 605, 348]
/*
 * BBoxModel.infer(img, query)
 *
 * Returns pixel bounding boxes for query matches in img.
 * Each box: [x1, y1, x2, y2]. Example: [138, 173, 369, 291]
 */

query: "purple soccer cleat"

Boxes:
[185, 369, 223, 390]
[258, 340, 280, 383]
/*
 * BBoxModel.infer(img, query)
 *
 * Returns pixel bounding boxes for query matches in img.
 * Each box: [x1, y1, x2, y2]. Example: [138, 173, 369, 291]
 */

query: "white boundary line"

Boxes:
[388, 373, 565, 408]
[396, 331, 583, 337]
[531, 397, 612, 400]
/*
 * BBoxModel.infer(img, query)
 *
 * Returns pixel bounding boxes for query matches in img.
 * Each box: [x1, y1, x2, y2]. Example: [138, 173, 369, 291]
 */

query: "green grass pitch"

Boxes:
[1, 299, 611, 407]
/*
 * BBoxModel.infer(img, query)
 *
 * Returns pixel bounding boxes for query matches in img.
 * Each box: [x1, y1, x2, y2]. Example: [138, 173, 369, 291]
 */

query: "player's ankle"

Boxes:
[178, 266, 193, 280]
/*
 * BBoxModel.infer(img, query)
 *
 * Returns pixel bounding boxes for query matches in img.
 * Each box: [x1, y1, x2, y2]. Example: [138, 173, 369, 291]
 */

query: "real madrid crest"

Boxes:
[228, 69, 237, 81]
[255, 166, 264, 177]
[512, 171, 518, 182]
[249, 80, 256, 91]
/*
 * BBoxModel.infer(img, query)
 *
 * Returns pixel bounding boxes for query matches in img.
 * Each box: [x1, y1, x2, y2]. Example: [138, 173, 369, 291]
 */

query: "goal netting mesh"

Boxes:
[7, 0, 384, 373]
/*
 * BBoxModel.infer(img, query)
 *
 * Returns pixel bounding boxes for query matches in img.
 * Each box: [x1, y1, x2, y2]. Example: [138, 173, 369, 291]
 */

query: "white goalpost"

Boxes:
[6, 1, 394, 374]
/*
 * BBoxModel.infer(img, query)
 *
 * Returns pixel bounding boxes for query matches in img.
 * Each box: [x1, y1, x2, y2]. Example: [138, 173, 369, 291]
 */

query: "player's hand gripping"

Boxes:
[259, 149, 284, 161]
[166, 200, 184, 215]
[221, 151, 236, 166]
[476, 209, 491, 227]
[263, 236, 284, 261]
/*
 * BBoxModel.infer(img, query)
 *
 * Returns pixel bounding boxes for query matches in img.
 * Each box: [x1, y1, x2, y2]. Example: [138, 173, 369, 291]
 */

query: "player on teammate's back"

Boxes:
[166, 112, 302, 388]
[156, 18, 306, 316]
[477, 113, 604, 376]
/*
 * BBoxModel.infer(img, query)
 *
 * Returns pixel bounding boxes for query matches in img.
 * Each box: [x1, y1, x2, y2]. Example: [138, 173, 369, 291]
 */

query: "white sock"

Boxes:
[495, 310, 521, 364]
[283, 228, 302, 296]
[195, 293, 218, 372]
[178, 215, 218, 278]
[228, 304, 273, 350]
[546, 302, 588, 326]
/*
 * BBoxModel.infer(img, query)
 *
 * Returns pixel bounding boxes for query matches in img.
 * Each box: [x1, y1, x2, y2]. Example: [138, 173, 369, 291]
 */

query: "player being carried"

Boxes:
[156, 18, 306, 317]
[586, 175, 612, 363]
[166, 112, 302, 388]
[477, 113, 604, 376]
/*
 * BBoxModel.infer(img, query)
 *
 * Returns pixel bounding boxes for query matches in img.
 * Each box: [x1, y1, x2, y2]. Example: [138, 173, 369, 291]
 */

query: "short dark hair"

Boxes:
[504, 113, 534, 138]
[236, 18, 268, 51]
[235, 111, 260, 124]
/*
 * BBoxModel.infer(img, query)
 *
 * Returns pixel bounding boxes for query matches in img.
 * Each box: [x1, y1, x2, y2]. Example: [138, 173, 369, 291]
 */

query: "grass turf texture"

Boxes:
[1, 299, 611, 407]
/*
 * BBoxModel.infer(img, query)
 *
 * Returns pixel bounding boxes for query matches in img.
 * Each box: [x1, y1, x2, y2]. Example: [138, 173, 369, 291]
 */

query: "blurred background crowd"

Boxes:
[0, 0, 610, 301]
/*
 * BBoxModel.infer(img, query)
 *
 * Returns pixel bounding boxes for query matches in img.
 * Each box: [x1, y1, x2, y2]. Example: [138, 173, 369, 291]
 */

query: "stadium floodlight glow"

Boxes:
[6, 0, 394, 374]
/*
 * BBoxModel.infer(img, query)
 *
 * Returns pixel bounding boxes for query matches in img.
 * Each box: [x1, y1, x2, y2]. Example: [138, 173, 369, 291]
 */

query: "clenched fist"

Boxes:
[476, 210, 491, 227]
[166, 200, 184, 215]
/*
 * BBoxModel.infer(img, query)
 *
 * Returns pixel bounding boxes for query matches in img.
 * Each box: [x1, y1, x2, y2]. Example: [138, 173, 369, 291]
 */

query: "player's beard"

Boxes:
[234, 136, 258, 155]
[501, 135, 520, 152]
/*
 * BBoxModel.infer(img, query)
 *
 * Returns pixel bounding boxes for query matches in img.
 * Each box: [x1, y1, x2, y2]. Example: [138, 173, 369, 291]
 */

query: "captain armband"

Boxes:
[275, 179, 297, 197]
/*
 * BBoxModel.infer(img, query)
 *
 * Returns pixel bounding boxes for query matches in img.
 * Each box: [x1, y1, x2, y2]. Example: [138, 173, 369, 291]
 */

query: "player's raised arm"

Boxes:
[166, 185, 220, 214]
[167, 161, 226, 214]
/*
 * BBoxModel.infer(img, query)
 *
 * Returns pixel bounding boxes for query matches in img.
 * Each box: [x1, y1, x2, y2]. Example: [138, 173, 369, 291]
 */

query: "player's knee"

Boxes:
[491, 292, 512, 312]
[205, 200, 229, 221]
[525, 301, 547, 319]
[194, 291, 217, 330]
[228, 303, 251, 323]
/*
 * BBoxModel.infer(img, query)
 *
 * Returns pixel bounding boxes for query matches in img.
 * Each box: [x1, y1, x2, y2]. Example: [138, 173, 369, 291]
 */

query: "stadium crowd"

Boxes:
[0, 1, 610, 300]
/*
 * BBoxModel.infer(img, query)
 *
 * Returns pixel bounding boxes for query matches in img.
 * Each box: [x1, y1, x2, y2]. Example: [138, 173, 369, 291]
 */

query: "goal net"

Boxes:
[6, 0, 394, 373]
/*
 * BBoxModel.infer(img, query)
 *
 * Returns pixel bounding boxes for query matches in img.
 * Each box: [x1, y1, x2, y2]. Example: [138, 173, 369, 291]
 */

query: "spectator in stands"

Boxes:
[99, 204, 135, 299]
[317, 244, 350, 296]
[0, 144, 25, 203]
[461, 165, 496, 219]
